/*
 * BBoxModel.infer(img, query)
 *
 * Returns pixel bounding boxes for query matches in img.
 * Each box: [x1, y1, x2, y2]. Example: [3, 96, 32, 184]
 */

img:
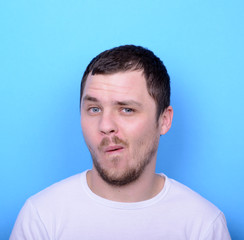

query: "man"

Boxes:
[11, 45, 231, 239]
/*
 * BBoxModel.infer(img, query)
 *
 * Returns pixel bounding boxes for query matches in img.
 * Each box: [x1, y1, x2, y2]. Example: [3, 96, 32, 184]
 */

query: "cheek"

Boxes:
[81, 118, 97, 147]
[128, 117, 156, 136]
[130, 122, 159, 146]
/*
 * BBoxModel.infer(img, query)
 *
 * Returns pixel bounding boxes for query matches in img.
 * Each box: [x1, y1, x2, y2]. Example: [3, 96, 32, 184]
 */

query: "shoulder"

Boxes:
[168, 178, 220, 216]
[160, 176, 231, 239]
[161, 176, 220, 220]
[29, 171, 87, 207]
[10, 172, 88, 239]
[165, 176, 220, 214]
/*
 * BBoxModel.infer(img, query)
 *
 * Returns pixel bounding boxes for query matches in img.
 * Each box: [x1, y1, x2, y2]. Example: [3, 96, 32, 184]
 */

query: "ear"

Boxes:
[159, 106, 173, 135]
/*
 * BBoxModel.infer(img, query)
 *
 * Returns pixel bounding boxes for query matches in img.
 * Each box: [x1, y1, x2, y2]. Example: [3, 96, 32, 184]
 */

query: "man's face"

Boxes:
[81, 71, 162, 186]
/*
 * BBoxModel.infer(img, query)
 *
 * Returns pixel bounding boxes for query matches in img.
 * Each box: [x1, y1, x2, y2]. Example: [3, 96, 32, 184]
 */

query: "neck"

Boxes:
[86, 162, 165, 202]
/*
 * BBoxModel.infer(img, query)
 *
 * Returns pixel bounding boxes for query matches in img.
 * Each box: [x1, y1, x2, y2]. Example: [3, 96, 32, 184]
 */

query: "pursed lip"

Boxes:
[104, 145, 124, 153]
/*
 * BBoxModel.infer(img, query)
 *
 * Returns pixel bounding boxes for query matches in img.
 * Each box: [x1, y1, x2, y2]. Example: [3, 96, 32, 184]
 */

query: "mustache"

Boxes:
[99, 136, 129, 149]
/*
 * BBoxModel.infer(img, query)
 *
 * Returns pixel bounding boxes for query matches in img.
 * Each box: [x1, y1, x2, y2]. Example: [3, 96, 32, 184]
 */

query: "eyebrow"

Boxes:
[82, 95, 142, 107]
[115, 100, 142, 107]
[83, 95, 99, 102]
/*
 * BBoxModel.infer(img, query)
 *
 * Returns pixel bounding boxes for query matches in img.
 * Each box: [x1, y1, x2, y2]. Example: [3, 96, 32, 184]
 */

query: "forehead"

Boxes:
[82, 71, 152, 102]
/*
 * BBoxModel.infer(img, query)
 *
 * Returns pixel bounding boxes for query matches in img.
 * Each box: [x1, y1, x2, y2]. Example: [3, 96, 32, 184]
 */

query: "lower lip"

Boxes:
[105, 148, 124, 154]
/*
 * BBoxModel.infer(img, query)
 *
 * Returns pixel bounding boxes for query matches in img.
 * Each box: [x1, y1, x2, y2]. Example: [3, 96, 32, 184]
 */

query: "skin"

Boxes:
[81, 70, 173, 202]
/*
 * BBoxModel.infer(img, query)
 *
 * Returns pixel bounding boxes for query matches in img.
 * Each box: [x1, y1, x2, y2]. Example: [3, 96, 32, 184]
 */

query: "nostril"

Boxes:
[100, 129, 116, 135]
[99, 115, 118, 134]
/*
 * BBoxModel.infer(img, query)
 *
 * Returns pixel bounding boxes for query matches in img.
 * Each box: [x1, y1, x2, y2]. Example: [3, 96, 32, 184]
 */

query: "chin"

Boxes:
[93, 158, 144, 186]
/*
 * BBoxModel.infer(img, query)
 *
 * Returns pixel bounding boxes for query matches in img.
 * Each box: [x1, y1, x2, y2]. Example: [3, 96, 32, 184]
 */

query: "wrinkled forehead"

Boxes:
[83, 71, 148, 97]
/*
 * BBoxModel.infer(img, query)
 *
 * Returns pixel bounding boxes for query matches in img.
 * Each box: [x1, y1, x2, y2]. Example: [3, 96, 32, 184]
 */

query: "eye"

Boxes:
[122, 108, 135, 114]
[88, 107, 101, 113]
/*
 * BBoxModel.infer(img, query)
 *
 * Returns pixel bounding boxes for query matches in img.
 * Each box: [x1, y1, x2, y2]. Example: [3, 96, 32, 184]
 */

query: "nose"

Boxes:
[99, 112, 118, 135]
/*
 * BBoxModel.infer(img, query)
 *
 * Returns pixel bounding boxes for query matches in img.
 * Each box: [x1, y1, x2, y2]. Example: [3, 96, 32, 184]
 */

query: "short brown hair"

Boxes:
[80, 45, 170, 119]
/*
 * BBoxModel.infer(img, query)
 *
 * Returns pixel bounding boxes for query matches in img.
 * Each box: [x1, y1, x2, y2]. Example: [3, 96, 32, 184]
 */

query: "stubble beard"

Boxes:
[89, 135, 159, 187]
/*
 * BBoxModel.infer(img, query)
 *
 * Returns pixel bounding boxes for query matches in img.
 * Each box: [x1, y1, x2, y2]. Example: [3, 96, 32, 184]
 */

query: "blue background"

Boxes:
[0, 0, 243, 239]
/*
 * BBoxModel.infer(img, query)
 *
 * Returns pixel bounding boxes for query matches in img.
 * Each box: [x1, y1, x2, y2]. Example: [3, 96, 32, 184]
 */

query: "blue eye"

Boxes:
[122, 108, 134, 113]
[89, 107, 101, 113]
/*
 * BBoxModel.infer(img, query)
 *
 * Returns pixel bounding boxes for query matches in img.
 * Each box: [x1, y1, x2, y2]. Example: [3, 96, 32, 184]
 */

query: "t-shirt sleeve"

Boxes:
[10, 199, 50, 240]
[202, 212, 231, 240]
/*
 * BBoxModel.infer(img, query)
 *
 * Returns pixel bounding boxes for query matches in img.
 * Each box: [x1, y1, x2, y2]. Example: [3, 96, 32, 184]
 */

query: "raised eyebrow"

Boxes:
[82, 95, 142, 107]
[115, 100, 142, 107]
[82, 95, 99, 103]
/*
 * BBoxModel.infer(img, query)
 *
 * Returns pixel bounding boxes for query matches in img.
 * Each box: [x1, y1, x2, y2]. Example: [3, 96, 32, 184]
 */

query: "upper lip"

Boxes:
[104, 145, 124, 152]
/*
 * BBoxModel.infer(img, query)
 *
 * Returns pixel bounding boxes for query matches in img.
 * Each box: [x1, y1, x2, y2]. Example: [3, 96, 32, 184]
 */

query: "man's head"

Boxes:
[80, 45, 170, 120]
[80, 45, 173, 186]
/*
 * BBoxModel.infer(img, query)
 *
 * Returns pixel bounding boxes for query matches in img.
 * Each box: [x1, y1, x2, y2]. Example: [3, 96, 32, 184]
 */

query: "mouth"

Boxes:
[105, 145, 124, 153]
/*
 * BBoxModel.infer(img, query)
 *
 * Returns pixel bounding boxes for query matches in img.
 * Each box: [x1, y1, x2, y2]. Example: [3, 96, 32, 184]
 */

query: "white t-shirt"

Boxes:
[10, 171, 231, 239]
